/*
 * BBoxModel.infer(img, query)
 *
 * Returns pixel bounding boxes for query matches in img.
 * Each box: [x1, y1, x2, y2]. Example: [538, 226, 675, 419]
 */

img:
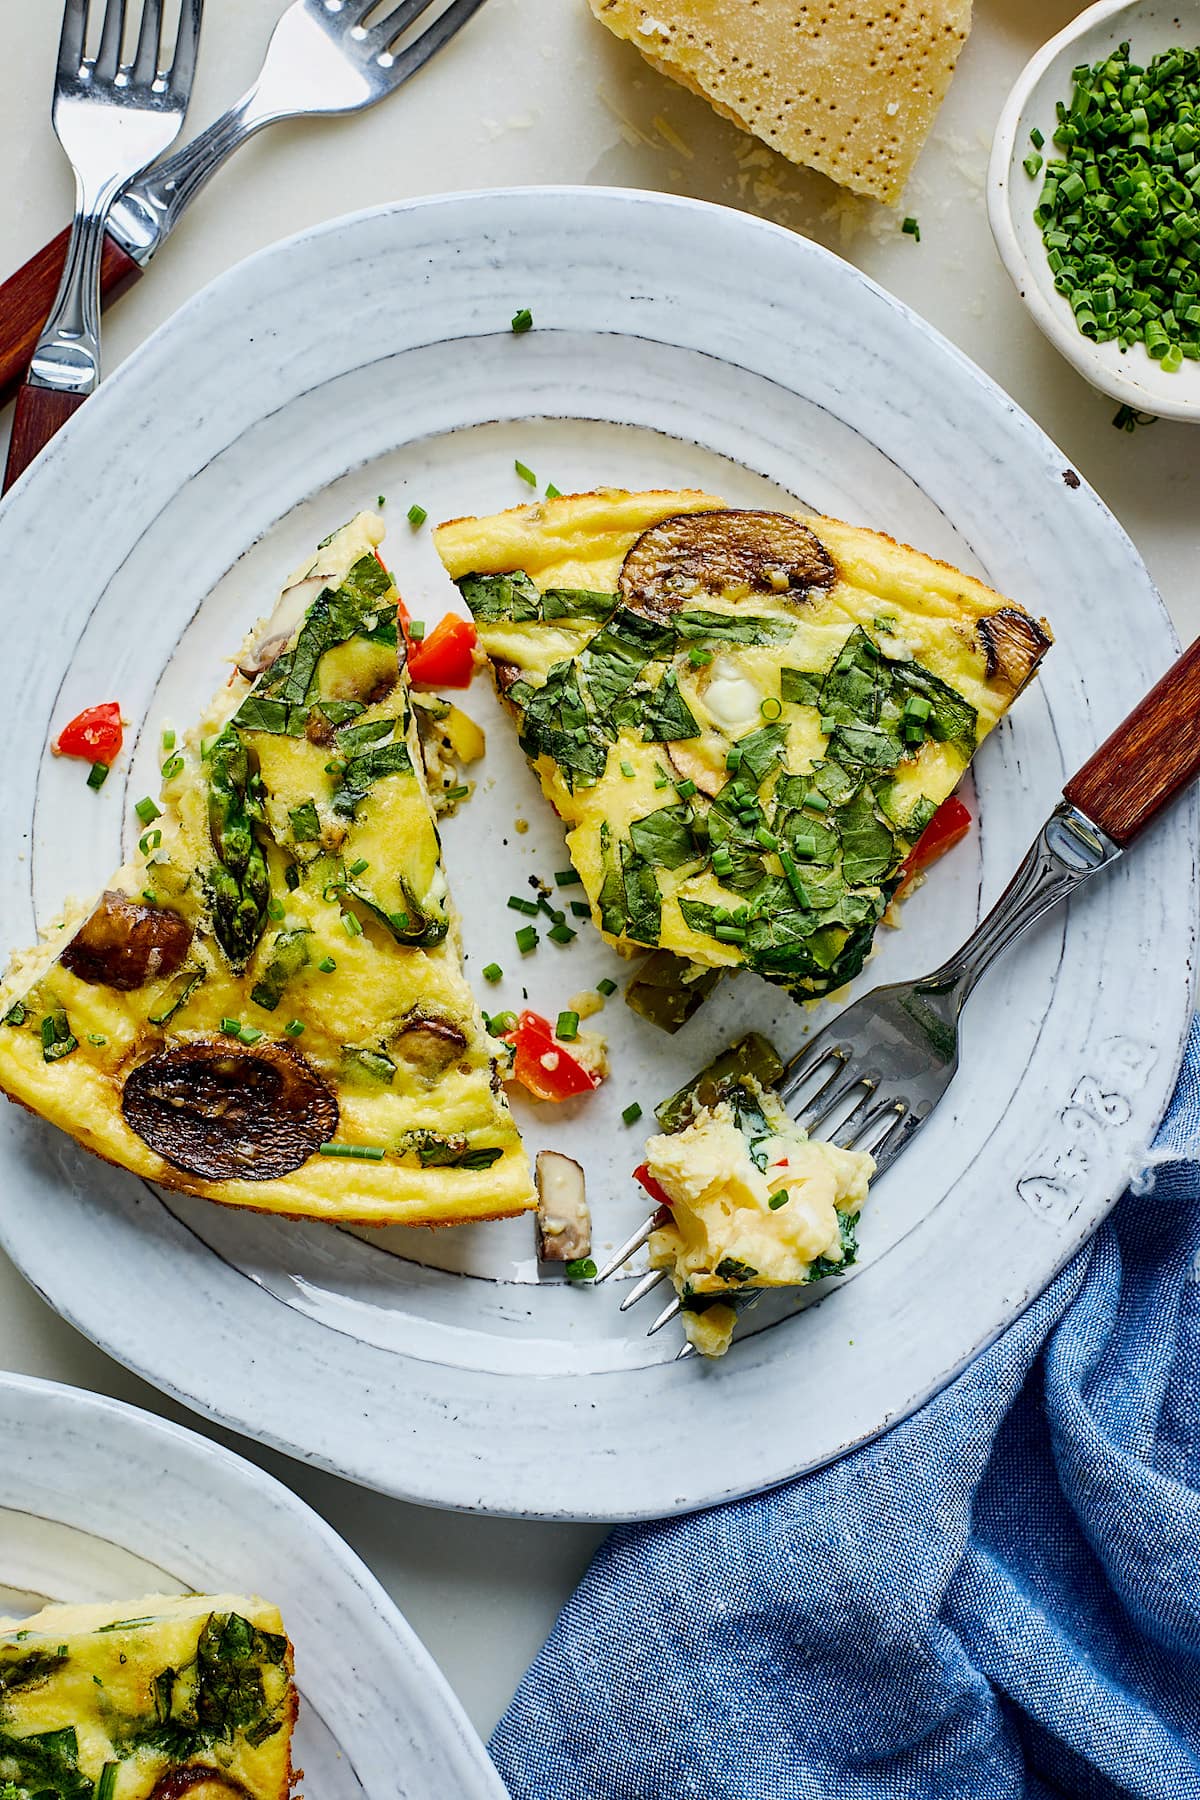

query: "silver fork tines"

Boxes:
[33, 0, 202, 398]
[107, 0, 492, 264]
[599, 801, 1126, 1355]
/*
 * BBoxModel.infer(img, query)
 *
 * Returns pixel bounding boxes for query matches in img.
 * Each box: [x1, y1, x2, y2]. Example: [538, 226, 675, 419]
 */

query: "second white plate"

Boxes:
[0, 188, 1192, 1519]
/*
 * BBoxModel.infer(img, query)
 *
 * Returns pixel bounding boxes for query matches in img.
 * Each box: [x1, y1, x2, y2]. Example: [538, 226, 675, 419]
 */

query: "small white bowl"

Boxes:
[988, 0, 1200, 423]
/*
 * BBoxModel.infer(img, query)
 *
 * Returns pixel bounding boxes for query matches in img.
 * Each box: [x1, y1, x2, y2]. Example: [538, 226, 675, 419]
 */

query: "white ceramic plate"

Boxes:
[0, 189, 1193, 1521]
[0, 1370, 507, 1798]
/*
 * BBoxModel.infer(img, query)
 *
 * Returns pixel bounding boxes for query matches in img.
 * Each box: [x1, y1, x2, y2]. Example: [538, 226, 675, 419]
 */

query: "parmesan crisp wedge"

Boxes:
[588, 0, 974, 204]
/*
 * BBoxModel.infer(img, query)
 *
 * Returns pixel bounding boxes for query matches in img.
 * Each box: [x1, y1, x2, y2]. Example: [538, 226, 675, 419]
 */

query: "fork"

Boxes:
[0, 0, 492, 416]
[3, 0, 202, 491]
[598, 625, 1200, 1350]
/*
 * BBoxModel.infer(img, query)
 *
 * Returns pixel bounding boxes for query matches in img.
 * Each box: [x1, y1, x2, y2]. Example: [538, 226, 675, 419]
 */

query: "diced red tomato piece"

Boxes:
[633, 1162, 673, 1213]
[898, 795, 972, 890]
[53, 701, 123, 765]
[504, 1009, 601, 1103]
[406, 615, 477, 689]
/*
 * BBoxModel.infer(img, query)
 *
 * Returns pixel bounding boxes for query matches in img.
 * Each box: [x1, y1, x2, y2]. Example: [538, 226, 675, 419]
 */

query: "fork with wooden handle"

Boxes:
[0, 0, 491, 422]
[4, 0, 202, 493]
[598, 628, 1200, 1348]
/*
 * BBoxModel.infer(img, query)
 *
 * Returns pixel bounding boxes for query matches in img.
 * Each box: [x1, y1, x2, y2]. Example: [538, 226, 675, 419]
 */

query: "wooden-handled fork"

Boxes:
[598, 630, 1200, 1351]
[0, 0, 491, 442]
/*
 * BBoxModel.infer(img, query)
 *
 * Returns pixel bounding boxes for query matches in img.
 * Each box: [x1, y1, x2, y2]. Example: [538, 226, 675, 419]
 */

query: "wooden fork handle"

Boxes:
[3, 385, 87, 492]
[0, 227, 141, 414]
[1063, 633, 1200, 846]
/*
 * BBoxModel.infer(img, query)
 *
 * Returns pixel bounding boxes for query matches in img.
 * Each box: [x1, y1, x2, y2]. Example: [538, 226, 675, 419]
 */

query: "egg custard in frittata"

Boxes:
[0, 1593, 295, 1800]
[0, 514, 533, 1226]
[436, 491, 1052, 1003]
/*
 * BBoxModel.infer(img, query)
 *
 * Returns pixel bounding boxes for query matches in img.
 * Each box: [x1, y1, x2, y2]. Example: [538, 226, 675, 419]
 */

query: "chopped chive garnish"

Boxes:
[161, 728, 175, 752]
[348, 857, 369, 877]
[596, 977, 617, 996]
[554, 868, 582, 886]
[620, 759, 636, 778]
[622, 1101, 643, 1125]
[570, 899, 591, 917]
[161, 755, 183, 780]
[1030, 125, 1044, 150]
[87, 1032, 107, 1046]
[688, 646, 713, 667]
[342, 911, 363, 936]
[779, 851, 808, 906]
[134, 796, 161, 825]
[318, 956, 337, 972]
[515, 459, 537, 486]
[139, 829, 162, 854]
[444, 784, 469, 801]
[285, 1019, 305, 1037]
[268, 897, 285, 920]
[378, 495, 387, 508]
[902, 215, 921, 241]
[769, 1189, 790, 1210]
[511, 307, 533, 333]
[565, 1258, 597, 1281]
[319, 1142, 386, 1161]
[483, 962, 503, 982]
[803, 790, 831, 813]
[142, 889, 158, 904]
[676, 778, 697, 800]
[755, 826, 778, 851]
[515, 924, 539, 953]
[904, 694, 932, 722]
[508, 894, 539, 915]
[760, 696, 782, 720]
[793, 832, 817, 858]
[556, 1010, 579, 1040]
[86, 761, 109, 790]
[220, 1017, 242, 1036]
[714, 923, 747, 943]
[408, 620, 426, 641]
[544, 482, 561, 499]
[407, 503, 428, 526]
[819, 714, 836, 734]
[725, 745, 743, 772]
[548, 922, 576, 945]
[489, 1009, 518, 1034]
[239, 1024, 264, 1045]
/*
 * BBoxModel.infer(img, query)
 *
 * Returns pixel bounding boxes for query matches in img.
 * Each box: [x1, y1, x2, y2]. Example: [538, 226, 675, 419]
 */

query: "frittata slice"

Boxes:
[0, 515, 533, 1227]
[0, 1592, 295, 1800]
[435, 490, 1051, 1002]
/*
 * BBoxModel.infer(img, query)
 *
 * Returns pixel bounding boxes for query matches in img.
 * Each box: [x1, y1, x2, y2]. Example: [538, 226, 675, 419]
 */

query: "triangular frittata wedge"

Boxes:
[435, 490, 1052, 1001]
[0, 515, 533, 1227]
[0, 1592, 296, 1799]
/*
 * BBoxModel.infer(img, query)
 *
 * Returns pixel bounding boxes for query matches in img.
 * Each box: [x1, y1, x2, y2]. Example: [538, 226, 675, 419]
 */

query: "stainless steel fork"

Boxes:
[4, 0, 202, 490]
[107, 0, 493, 267]
[598, 626, 1200, 1351]
[0, 0, 492, 419]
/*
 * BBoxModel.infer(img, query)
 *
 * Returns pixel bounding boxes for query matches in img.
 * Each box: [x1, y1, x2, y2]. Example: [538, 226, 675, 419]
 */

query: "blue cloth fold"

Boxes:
[491, 1020, 1200, 1800]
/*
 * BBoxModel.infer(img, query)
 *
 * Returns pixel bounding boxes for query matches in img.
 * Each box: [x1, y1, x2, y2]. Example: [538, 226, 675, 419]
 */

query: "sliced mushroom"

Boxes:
[60, 891, 193, 992]
[394, 1012, 468, 1082]
[976, 607, 1054, 692]
[122, 1039, 338, 1181]
[492, 658, 523, 699]
[535, 1150, 591, 1261]
[619, 510, 837, 621]
[664, 740, 725, 798]
[150, 1769, 254, 1800]
[235, 571, 328, 679]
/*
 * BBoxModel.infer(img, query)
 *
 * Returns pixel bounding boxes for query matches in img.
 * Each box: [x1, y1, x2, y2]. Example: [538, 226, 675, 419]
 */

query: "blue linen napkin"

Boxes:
[490, 1019, 1200, 1800]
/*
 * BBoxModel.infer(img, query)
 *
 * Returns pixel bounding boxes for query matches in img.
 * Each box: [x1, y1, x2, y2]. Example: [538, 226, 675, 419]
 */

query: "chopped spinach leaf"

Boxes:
[250, 929, 311, 1012]
[288, 800, 321, 843]
[330, 739, 414, 818]
[456, 570, 543, 623]
[640, 667, 700, 742]
[628, 804, 701, 871]
[672, 610, 795, 647]
[779, 666, 825, 707]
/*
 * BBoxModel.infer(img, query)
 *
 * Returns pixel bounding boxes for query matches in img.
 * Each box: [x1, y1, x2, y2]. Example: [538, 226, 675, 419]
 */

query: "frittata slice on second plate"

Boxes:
[0, 514, 533, 1227]
[0, 1592, 296, 1800]
[435, 490, 1052, 1003]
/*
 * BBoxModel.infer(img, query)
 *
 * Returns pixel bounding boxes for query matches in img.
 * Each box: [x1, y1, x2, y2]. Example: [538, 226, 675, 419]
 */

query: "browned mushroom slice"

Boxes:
[535, 1149, 591, 1261]
[149, 1770, 254, 1800]
[976, 607, 1054, 692]
[394, 1012, 469, 1082]
[122, 1039, 338, 1181]
[60, 891, 194, 992]
[664, 740, 725, 798]
[491, 658, 523, 700]
[619, 510, 837, 620]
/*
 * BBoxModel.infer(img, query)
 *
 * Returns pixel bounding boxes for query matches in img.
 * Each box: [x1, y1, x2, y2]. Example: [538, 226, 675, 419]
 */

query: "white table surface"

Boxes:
[0, 0, 1195, 1753]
